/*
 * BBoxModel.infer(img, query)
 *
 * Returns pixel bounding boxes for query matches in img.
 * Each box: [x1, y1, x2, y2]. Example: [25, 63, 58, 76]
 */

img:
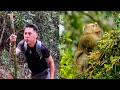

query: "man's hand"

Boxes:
[9, 34, 17, 43]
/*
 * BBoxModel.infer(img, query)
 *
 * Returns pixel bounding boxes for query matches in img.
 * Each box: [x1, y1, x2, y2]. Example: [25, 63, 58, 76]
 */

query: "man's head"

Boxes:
[23, 23, 39, 45]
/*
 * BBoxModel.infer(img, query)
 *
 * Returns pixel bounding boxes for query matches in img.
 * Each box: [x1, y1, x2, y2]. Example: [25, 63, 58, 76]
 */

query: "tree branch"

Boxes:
[81, 11, 110, 32]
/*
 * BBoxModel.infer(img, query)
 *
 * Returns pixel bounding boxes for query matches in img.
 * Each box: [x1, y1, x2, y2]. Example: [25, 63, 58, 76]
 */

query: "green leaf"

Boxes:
[65, 32, 71, 38]
[66, 59, 70, 66]
[105, 38, 110, 42]
[110, 56, 113, 63]
[65, 38, 72, 42]
[104, 64, 109, 69]
[99, 44, 105, 49]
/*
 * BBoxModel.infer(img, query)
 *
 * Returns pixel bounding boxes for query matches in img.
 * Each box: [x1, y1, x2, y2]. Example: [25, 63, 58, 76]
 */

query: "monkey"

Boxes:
[74, 22, 101, 74]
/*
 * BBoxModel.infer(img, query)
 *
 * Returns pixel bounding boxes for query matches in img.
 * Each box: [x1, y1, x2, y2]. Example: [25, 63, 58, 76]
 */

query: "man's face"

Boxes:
[24, 27, 38, 44]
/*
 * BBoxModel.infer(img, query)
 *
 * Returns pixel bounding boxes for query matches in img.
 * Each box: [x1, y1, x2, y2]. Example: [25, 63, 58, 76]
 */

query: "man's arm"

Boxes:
[46, 55, 55, 79]
[41, 44, 55, 79]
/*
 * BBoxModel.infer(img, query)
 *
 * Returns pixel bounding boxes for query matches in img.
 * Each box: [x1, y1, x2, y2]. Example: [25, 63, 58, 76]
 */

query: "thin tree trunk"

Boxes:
[0, 12, 6, 46]
[0, 12, 6, 57]
[10, 12, 17, 79]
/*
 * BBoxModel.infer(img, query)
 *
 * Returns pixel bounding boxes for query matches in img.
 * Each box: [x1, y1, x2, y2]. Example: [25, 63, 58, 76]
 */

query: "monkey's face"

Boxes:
[83, 22, 101, 35]
[91, 23, 101, 34]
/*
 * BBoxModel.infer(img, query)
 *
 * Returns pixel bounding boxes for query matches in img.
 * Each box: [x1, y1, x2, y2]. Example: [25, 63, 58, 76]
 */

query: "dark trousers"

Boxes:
[31, 68, 50, 79]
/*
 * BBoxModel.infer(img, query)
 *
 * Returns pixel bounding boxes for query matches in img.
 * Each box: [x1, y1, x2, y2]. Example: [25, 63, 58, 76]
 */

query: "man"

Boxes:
[9, 23, 55, 79]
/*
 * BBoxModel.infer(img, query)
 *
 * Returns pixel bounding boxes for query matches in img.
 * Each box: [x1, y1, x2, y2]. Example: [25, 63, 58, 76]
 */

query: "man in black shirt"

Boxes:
[9, 23, 55, 79]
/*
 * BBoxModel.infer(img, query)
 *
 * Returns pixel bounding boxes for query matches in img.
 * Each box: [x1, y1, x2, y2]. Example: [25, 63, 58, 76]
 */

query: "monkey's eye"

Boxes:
[92, 24, 97, 27]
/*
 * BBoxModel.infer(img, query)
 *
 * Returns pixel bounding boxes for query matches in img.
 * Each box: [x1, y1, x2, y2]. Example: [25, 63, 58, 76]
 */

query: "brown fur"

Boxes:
[74, 22, 101, 73]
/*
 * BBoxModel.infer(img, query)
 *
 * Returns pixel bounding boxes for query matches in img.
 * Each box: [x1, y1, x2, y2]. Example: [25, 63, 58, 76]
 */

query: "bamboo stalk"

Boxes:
[10, 12, 17, 79]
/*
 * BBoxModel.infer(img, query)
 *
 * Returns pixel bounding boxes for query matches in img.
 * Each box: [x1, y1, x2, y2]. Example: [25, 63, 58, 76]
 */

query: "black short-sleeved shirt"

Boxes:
[17, 40, 50, 74]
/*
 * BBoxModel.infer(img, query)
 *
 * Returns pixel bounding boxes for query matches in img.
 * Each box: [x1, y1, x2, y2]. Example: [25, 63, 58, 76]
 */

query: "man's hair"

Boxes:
[23, 23, 39, 33]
